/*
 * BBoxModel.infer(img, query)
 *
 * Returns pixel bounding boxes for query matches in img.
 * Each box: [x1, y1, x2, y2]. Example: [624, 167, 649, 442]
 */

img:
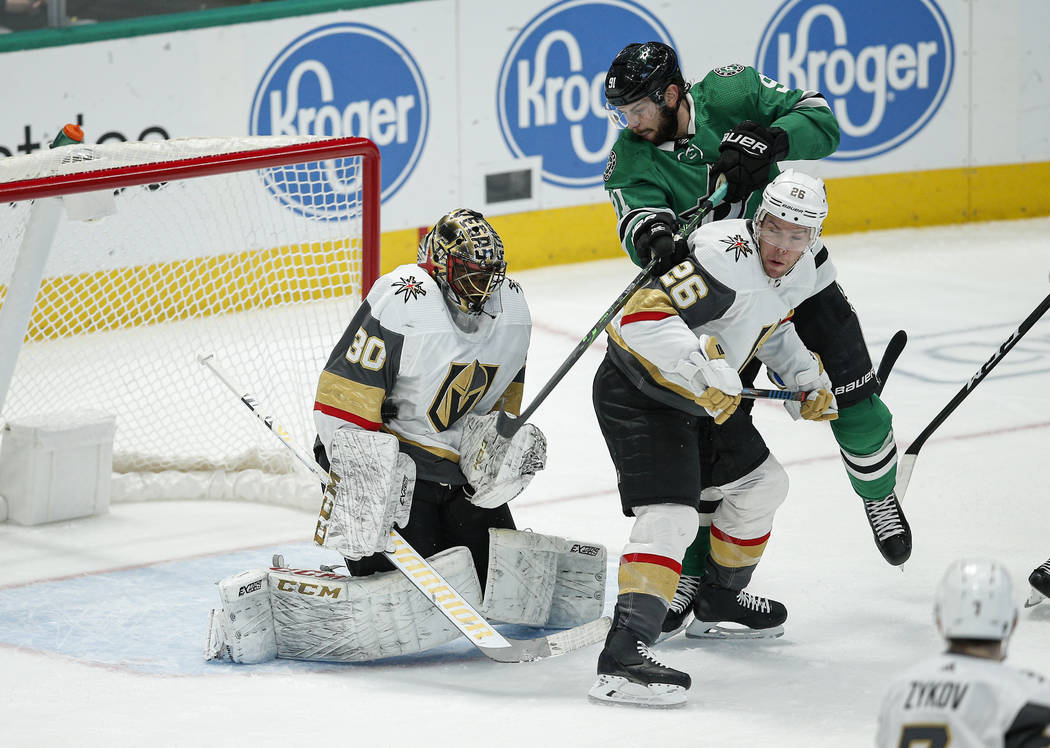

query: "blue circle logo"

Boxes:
[756, 1, 954, 161]
[251, 23, 429, 215]
[497, 0, 673, 189]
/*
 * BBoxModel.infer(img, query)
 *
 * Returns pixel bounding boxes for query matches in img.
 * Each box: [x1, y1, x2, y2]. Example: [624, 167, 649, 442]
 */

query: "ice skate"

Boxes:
[1026, 558, 1050, 608]
[862, 492, 912, 566]
[657, 574, 701, 642]
[589, 628, 690, 707]
[686, 584, 786, 639]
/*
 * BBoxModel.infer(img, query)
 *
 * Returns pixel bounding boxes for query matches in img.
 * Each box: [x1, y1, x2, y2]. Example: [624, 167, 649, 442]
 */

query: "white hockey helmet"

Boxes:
[754, 168, 829, 252]
[934, 558, 1018, 641]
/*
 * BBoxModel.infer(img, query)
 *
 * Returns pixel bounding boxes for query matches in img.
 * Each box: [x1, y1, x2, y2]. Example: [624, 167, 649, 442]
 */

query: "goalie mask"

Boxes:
[418, 209, 507, 314]
[753, 169, 829, 253]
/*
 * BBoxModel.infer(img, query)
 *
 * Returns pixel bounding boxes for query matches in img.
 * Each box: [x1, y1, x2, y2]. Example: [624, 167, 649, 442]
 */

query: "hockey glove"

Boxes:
[672, 335, 743, 425]
[459, 412, 548, 508]
[710, 121, 790, 204]
[633, 213, 690, 275]
[770, 352, 838, 422]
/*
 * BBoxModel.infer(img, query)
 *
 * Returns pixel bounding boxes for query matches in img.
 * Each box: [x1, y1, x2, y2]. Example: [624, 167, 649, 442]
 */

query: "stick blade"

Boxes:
[894, 454, 917, 502]
[480, 616, 612, 663]
[1025, 588, 1047, 608]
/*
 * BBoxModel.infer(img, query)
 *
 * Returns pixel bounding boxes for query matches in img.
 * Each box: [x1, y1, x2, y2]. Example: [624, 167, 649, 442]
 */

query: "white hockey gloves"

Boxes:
[770, 352, 839, 422]
[459, 411, 548, 508]
[317, 428, 415, 560]
[671, 335, 742, 424]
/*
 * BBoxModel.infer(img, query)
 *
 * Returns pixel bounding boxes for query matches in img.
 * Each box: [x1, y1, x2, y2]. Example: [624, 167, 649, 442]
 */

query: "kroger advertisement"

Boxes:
[1, 0, 1047, 236]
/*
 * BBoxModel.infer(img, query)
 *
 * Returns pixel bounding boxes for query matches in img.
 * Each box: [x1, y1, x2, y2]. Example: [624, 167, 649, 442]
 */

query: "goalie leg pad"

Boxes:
[268, 546, 482, 662]
[480, 528, 607, 628]
[318, 428, 415, 559]
[208, 569, 278, 664]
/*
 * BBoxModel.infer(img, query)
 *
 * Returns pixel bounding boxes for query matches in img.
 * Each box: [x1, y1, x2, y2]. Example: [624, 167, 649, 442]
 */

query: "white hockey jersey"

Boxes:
[876, 653, 1050, 747]
[605, 218, 821, 414]
[314, 264, 532, 483]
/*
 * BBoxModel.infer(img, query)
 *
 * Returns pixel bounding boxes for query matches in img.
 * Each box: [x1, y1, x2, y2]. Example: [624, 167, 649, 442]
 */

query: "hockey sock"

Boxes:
[680, 526, 711, 577]
[829, 394, 896, 501]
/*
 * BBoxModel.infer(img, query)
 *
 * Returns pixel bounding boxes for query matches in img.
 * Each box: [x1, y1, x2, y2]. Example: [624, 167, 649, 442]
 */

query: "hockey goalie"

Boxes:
[204, 209, 607, 664]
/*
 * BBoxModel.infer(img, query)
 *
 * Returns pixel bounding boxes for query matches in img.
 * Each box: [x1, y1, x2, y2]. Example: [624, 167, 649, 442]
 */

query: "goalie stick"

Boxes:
[496, 182, 729, 438]
[895, 290, 1050, 501]
[198, 353, 611, 663]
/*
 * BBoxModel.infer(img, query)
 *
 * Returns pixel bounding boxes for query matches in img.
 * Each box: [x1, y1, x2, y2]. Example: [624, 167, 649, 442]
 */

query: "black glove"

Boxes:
[710, 121, 790, 203]
[634, 215, 689, 275]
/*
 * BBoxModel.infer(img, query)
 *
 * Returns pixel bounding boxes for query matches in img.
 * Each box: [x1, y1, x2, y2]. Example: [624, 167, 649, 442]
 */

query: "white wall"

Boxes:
[1, 0, 1047, 236]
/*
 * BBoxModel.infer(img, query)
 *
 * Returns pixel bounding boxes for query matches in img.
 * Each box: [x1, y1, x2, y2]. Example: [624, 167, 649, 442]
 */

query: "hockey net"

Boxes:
[0, 135, 379, 505]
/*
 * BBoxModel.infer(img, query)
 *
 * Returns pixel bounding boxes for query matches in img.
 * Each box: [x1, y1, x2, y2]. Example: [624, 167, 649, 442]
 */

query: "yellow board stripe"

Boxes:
[372, 162, 1050, 273]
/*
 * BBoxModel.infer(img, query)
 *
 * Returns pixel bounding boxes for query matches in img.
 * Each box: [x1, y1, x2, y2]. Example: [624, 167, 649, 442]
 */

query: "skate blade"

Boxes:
[587, 675, 687, 708]
[656, 618, 691, 643]
[685, 621, 785, 640]
[1025, 588, 1047, 608]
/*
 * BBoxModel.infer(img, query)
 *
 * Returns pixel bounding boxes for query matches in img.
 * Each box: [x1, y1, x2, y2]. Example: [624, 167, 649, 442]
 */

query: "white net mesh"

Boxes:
[0, 136, 376, 496]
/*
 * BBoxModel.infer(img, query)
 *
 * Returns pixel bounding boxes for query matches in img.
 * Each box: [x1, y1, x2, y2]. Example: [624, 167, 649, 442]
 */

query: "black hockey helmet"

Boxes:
[604, 41, 685, 108]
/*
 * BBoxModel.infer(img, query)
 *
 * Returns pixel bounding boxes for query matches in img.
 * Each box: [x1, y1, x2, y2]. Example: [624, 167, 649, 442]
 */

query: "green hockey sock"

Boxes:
[680, 526, 711, 577]
[829, 394, 897, 500]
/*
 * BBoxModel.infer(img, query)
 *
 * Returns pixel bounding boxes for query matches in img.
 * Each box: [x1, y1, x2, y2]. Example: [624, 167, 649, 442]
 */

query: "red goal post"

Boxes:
[0, 135, 381, 505]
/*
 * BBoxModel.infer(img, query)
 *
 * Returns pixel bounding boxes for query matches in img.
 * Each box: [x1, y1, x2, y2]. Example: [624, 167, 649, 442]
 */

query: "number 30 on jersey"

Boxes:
[344, 328, 386, 371]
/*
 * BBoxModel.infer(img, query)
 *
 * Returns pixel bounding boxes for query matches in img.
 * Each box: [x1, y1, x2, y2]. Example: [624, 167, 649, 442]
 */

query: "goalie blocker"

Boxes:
[206, 528, 606, 663]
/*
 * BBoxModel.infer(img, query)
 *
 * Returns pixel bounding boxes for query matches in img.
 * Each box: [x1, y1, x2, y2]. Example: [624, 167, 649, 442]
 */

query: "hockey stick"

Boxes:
[198, 353, 611, 663]
[496, 182, 729, 438]
[895, 290, 1050, 500]
[741, 387, 806, 402]
[875, 330, 908, 397]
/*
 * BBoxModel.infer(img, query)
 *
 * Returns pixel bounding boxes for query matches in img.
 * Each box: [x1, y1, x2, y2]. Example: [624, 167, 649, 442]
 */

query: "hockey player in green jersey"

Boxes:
[601, 42, 911, 637]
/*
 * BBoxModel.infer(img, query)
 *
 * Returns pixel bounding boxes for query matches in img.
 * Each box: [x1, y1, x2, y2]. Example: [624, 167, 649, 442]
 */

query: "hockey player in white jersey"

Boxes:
[589, 170, 838, 706]
[876, 559, 1050, 746]
[205, 209, 607, 665]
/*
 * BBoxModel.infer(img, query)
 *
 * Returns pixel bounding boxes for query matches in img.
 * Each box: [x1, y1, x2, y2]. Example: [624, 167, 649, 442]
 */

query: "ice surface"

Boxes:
[2, 218, 1049, 747]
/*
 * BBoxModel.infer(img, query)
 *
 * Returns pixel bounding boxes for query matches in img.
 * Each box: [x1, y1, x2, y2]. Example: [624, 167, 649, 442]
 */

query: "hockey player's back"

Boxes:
[876, 559, 1050, 747]
[877, 653, 1050, 747]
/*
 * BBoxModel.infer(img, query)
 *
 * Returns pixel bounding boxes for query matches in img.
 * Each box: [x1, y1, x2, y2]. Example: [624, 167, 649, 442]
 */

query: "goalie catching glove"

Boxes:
[316, 428, 415, 560]
[459, 411, 547, 508]
[671, 335, 742, 424]
[769, 352, 839, 421]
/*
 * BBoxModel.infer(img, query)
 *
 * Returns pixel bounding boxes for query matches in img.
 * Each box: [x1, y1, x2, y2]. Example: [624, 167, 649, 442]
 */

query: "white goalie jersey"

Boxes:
[314, 263, 531, 484]
[876, 653, 1050, 747]
[605, 218, 820, 414]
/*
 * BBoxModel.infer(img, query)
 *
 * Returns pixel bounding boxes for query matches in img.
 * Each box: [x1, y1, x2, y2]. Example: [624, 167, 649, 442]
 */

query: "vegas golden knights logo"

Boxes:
[427, 360, 499, 431]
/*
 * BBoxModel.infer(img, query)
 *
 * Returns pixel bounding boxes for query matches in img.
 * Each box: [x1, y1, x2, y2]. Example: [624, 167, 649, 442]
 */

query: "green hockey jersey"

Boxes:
[603, 63, 839, 265]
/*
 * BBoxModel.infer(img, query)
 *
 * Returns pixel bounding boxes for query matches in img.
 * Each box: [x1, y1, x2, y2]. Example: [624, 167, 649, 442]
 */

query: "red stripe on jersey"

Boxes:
[620, 553, 683, 574]
[710, 525, 771, 546]
[622, 311, 674, 325]
[313, 402, 381, 431]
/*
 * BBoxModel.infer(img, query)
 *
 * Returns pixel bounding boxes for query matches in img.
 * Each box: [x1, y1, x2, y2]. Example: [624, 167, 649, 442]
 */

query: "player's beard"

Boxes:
[654, 101, 680, 143]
